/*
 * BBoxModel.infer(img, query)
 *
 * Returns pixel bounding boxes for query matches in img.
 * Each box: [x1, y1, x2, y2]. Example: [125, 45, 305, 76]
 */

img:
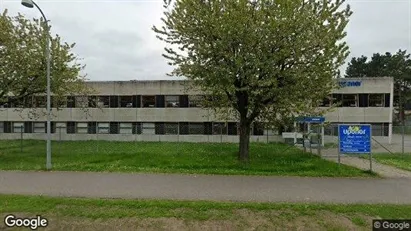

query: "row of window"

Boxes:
[0, 95, 202, 109]
[0, 122, 266, 136]
[320, 94, 391, 107]
[0, 93, 391, 109]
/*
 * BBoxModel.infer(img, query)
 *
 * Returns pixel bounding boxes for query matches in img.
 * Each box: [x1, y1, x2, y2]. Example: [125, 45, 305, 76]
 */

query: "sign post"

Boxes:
[338, 124, 372, 172]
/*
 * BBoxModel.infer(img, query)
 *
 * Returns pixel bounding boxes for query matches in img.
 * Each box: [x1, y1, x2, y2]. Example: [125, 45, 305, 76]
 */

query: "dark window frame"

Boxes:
[142, 95, 156, 108]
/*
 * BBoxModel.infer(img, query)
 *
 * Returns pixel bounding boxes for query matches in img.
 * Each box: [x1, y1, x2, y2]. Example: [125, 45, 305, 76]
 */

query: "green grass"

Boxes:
[0, 194, 410, 230]
[0, 140, 372, 177]
[372, 154, 411, 171]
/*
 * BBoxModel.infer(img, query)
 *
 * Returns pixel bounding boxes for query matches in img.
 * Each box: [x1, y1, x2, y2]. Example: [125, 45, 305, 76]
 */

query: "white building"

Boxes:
[0, 77, 394, 143]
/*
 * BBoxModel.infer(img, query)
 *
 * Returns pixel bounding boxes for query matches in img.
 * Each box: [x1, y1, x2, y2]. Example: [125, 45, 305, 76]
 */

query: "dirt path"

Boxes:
[1, 171, 411, 204]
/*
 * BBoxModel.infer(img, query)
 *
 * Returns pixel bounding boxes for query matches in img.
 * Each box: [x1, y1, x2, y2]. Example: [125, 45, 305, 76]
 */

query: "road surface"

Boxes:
[1, 171, 411, 204]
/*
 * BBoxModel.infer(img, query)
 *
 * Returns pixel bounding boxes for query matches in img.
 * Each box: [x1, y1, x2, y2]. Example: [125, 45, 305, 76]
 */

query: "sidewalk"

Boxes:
[0, 171, 410, 204]
[321, 148, 411, 179]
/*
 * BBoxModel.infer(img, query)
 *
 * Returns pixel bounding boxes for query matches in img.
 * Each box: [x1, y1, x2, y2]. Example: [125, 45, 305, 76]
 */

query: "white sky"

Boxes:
[0, 0, 410, 81]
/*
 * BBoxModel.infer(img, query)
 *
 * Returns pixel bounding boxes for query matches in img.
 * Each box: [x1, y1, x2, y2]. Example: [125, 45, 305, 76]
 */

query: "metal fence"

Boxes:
[4, 124, 411, 155]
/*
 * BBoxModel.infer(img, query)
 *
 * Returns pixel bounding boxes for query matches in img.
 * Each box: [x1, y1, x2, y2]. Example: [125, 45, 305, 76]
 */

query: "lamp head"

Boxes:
[21, 0, 34, 8]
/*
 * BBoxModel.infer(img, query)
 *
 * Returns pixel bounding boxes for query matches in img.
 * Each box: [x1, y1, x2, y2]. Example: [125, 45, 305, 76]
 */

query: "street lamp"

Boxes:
[22, 0, 52, 170]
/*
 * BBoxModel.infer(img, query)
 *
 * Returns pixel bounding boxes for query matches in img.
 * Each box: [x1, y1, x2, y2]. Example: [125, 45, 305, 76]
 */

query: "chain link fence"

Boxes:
[4, 123, 285, 154]
[4, 123, 411, 155]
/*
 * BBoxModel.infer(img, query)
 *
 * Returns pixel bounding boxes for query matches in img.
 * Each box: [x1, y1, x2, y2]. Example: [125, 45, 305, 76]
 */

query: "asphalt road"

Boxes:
[0, 171, 411, 204]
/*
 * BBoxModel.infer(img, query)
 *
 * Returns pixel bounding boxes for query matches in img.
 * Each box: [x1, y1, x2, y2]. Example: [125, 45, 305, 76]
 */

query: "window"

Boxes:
[120, 96, 134, 108]
[24, 122, 33, 133]
[97, 96, 110, 108]
[88, 96, 97, 108]
[34, 122, 46, 133]
[319, 96, 331, 107]
[76, 122, 88, 134]
[385, 94, 390, 107]
[179, 122, 189, 135]
[88, 122, 97, 134]
[3, 122, 11, 133]
[0, 122, 3, 133]
[67, 122, 76, 134]
[212, 122, 227, 135]
[10, 97, 24, 108]
[142, 123, 155, 134]
[179, 95, 189, 107]
[23, 96, 34, 108]
[75, 96, 88, 108]
[369, 94, 384, 107]
[55, 123, 66, 133]
[253, 123, 264, 135]
[189, 95, 203, 107]
[165, 123, 179, 134]
[228, 122, 238, 135]
[67, 96, 76, 108]
[12, 122, 24, 133]
[342, 94, 358, 107]
[189, 123, 204, 135]
[0, 98, 8, 108]
[119, 123, 133, 134]
[359, 94, 369, 107]
[98, 123, 109, 134]
[371, 123, 383, 136]
[132, 122, 142, 134]
[52, 96, 66, 108]
[109, 122, 119, 134]
[109, 96, 119, 108]
[331, 94, 342, 106]
[156, 95, 165, 107]
[165, 96, 179, 107]
[142, 96, 156, 108]
[155, 123, 165, 134]
[34, 96, 46, 108]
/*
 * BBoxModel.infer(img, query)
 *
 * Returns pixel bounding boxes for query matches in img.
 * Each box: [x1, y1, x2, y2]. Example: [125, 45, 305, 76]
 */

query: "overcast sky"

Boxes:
[0, 0, 410, 81]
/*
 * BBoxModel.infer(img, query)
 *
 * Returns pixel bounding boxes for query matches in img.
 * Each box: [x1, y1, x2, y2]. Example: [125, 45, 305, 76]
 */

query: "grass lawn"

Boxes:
[0, 140, 373, 177]
[372, 154, 411, 171]
[0, 194, 410, 230]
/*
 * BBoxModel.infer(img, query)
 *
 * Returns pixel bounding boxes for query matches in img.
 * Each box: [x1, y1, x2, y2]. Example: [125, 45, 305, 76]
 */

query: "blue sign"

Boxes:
[339, 81, 362, 88]
[338, 124, 371, 154]
[297, 116, 325, 123]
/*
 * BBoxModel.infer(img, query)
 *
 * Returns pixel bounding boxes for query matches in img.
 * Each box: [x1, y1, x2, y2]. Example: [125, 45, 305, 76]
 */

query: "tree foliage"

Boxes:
[153, 0, 352, 161]
[0, 10, 91, 117]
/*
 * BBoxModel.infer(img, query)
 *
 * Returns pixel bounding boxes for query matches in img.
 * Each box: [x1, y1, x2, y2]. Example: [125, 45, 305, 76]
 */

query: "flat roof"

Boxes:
[85, 77, 393, 83]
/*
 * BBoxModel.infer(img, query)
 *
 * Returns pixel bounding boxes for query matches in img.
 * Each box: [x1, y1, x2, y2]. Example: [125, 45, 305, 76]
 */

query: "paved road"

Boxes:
[1, 171, 411, 204]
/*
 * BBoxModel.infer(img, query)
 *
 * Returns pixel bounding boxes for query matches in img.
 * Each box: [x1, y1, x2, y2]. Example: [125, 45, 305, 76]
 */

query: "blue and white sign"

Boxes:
[338, 124, 371, 154]
[339, 81, 362, 88]
[297, 116, 325, 123]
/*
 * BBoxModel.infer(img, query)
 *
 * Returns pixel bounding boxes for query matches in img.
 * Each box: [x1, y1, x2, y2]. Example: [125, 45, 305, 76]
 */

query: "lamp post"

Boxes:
[22, 0, 52, 170]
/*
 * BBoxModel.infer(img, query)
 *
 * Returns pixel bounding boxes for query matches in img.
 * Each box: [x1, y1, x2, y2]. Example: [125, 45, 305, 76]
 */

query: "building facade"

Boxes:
[0, 77, 394, 143]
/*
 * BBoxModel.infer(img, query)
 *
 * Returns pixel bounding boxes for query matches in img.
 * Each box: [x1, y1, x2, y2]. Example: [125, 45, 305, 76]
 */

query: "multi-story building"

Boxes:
[0, 77, 394, 143]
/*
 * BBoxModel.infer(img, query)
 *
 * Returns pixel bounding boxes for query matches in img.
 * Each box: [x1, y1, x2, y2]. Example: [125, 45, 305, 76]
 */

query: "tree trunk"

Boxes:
[238, 119, 251, 163]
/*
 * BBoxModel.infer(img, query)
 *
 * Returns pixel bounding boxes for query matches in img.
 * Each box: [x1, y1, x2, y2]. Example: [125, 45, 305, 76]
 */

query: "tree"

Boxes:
[345, 50, 411, 121]
[0, 10, 91, 117]
[153, 0, 352, 162]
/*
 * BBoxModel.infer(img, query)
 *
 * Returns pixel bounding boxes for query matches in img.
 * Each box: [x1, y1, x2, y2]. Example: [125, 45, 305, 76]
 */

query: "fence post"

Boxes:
[309, 135, 312, 153]
[402, 124, 405, 154]
[220, 125, 223, 143]
[317, 133, 321, 156]
[266, 128, 269, 144]
[96, 126, 99, 153]
[59, 126, 62, 155]
[20, 125, 23, 153]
